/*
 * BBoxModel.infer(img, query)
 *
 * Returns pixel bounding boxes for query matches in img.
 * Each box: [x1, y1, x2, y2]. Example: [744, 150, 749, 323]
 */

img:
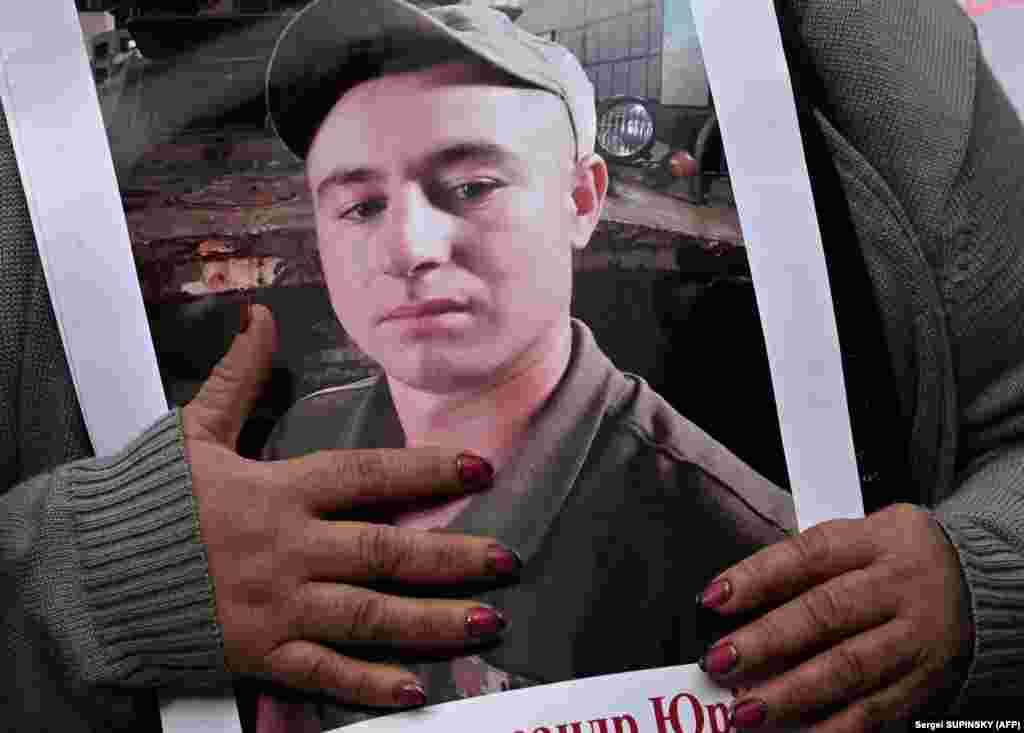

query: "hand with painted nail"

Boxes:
[184, 305, 518, 709]
[696, 504, 973, 731]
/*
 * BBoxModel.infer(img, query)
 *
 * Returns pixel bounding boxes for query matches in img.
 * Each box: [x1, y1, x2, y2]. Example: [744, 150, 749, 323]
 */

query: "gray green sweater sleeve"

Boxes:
[923, 27, 1024, 706]
[791, 0, 1024, 705]
[930, 15, 1024, 704]
[2, 409, 227, 693]
[936, 454, 1024, 702]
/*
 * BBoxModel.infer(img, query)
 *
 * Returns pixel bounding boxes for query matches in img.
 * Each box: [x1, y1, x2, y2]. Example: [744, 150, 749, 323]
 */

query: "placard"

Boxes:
[3, 1, 863, 731]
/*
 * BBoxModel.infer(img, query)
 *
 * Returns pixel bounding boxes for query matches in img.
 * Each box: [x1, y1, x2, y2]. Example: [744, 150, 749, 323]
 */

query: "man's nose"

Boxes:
[382, 184, 455, 278]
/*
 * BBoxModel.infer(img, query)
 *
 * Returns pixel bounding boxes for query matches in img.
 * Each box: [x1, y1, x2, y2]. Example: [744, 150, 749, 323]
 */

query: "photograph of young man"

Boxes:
[259, 1, 796, 728]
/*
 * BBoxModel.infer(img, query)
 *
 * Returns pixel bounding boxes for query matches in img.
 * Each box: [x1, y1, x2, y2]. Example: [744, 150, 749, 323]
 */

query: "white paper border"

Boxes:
[691, 0, 865, 528]
[324, 663, 734, 733]
[0, 0, 167, 458]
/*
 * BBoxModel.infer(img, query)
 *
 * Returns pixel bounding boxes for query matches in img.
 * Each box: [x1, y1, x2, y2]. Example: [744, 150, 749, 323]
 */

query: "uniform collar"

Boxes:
[344, 319, 634, 564]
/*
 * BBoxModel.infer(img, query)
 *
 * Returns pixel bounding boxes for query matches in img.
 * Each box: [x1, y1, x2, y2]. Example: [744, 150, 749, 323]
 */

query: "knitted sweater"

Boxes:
[791, 0, 1024, 702]
[1, 0, 1021, 729]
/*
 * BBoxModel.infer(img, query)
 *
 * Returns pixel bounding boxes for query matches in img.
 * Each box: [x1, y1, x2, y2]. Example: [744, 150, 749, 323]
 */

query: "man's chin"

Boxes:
[387, 368, 494, 395]
[381, 351, 503, 395]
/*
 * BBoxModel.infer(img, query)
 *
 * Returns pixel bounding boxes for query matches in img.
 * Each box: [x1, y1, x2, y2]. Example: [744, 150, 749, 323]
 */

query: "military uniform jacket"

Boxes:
[262, 320, 796, 728]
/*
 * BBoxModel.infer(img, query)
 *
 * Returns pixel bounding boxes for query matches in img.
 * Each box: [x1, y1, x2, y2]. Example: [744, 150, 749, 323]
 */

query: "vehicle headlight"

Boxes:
[595, 97, 656, 162]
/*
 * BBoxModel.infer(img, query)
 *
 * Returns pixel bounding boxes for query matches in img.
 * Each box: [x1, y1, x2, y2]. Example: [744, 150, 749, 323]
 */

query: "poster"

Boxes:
[2, 0, 861, 731]
[95, 0, 810, 487]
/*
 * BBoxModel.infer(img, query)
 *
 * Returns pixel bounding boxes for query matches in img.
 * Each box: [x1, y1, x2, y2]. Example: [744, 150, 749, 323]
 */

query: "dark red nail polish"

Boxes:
[487, 545, 522, 577]
[698, 578, 732, 609]
[730, 699, 767, 729]
[457, 453, 494, 492]
[396, 683, 426, 708]
[466, 606, 507, 638]
[698, 641, 738, 676]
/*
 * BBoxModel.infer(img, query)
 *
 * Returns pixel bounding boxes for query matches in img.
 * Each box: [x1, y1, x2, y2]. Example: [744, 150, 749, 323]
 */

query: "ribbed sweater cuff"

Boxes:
[66, 409, 226, 687]
[933, 506, 1024, 703]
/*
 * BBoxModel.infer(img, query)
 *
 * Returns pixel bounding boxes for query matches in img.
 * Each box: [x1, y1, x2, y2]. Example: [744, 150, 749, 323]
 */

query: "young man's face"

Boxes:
[306, 61, 604, 393]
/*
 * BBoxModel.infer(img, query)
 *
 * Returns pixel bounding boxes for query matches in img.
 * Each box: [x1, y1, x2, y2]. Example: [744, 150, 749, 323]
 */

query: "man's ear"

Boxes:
[569, 153, 609, 251]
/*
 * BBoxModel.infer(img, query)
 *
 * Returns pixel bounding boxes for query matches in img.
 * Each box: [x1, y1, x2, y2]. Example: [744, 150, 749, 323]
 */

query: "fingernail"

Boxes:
[729, 698, 767, 729]
[697, 577, 731, 609]
[466, 606, 507, 638]
[486, 544, 523, 577]
[698, 641, 738, 676]
[396, 683, 426, 708]
[239, 301, 251, 333]
[456, 452, 494, 493]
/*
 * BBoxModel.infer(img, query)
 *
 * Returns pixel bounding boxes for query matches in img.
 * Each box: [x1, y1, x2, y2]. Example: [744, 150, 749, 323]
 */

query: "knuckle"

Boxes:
[798, 584, 849, 637]
[319, 451, 381, 496]
[856, 697, 888, 733]
[885, 555, 919, 593]
[357, 525, 410, 580]
[199, 360, 241, 406]
[911, 636, 940, 674]
[728, 556, 758, 590]
[181, 401, 227, 443]
[747, 611, 788, 660]
[207, 358, 236, 387]
[265, 642, 326, 692]
[791, 523, 836, 568]
[299, 651, 331, 692]
[728, 553, 769, 601]
[346, 593, 391, 643]
[353, 451, 387, 486]
[289, 585, 322, 639]
[828, 643, 869, 697]
[322, 454, 352, 495]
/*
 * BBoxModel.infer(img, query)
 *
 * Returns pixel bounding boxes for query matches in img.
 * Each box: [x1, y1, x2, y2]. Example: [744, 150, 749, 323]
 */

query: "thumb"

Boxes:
[183, 303, 278, 447]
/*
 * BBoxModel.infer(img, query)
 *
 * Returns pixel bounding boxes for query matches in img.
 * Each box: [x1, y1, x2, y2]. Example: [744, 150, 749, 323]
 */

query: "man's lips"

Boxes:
[380, 298, 473, 323]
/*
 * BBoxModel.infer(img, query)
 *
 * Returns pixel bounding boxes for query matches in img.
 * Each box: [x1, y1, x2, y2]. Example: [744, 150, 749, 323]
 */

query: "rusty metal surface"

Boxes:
[125, 171, 319, 303]
[603, 179, 742, 244]
[101, 41, 745, 306]
[124, 160, 743, 305]
[120, 151, 746, 418]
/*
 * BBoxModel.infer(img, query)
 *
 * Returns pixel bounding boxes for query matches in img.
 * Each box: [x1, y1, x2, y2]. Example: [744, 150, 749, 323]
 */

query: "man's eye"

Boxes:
[338, 198, 386, 221]
[451, 180, 502, 202]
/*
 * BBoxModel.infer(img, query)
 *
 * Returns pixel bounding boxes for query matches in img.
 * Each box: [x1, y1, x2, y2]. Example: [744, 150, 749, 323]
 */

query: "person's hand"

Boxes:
[182, 304, 519, 708]
[695, 504, 974, 731]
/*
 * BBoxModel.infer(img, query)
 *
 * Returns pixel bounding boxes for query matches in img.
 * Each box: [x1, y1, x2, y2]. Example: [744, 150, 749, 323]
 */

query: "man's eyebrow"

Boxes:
[315, 167, 384, 199]
[422, 141, 520, 172]
[314, 142, 523, 199]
